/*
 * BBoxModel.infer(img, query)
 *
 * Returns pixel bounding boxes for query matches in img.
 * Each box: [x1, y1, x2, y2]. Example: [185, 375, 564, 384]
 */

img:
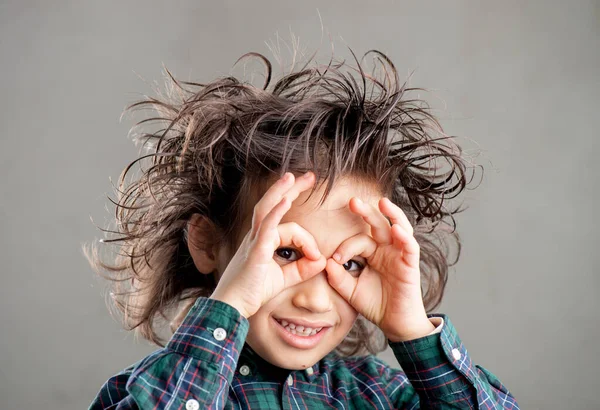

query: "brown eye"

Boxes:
[343, 259, 363, 273]
[275, 248, 300, 262]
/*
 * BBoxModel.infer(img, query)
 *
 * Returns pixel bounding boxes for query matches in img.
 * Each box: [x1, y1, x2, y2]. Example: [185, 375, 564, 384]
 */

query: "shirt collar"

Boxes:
[236, 344, 320, 383]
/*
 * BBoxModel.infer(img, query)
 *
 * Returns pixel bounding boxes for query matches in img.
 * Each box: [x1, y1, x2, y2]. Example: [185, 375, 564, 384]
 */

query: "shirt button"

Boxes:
[239, 365, 250, 376]
[305, 367, 314, 376]
[287, 375, 293, 386]
[451, 348, 462, 360]
[185, 399, 200, 410]
[213, 327, 226, 341]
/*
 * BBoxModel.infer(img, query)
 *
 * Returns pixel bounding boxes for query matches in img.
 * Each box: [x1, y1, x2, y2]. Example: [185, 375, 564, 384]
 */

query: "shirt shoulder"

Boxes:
[89, 362, 138, 410]
[90, 298, 249, 410]
[89, 350, 170, 410]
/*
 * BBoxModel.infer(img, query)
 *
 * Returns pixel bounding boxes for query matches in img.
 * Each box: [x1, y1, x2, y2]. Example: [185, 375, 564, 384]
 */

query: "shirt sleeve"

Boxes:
[89, 297, 249, 410]
[388, 314, 519, 409]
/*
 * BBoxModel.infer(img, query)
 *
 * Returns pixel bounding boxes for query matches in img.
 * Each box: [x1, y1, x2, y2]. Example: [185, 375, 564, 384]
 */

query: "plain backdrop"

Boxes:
[1, 1, 598, 409]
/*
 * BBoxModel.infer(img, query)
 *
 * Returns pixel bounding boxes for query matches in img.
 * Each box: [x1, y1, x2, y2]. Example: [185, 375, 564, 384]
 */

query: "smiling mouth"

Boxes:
[274, 319, 324, 337]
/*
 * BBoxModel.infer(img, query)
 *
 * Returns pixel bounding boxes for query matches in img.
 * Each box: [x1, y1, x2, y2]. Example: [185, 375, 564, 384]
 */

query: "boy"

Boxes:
[87, 50, 519, 409]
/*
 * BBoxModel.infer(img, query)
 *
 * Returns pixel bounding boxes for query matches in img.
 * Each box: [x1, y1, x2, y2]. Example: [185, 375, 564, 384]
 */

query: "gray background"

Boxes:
[1, 1, 598, 409]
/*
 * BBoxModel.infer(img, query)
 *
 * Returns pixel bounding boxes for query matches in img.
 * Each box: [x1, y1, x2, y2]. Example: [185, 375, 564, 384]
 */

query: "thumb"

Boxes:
[325, 258, 358, 304]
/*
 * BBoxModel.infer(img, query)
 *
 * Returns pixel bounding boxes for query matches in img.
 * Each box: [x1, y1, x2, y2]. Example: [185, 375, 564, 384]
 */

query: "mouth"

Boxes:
[274, 318, 324, 337]
[271, 317, 331, 349]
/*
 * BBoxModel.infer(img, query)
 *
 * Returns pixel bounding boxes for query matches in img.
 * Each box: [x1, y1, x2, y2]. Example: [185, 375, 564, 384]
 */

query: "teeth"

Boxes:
[277, 319, 325, 337]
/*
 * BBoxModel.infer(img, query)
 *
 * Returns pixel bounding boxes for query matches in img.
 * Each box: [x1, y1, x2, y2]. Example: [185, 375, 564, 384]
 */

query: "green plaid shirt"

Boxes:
[90, 298, 518, 409]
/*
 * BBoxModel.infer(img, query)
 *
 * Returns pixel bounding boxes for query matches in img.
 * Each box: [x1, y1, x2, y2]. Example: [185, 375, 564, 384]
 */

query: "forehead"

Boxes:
[284, 177, 380, 219]
[235, 176, 384, 252]
[280, 177, 383, 253]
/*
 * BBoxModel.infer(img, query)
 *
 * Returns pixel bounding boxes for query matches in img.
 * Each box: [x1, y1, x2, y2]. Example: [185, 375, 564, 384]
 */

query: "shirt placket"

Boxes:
[281, 365, 318, 409]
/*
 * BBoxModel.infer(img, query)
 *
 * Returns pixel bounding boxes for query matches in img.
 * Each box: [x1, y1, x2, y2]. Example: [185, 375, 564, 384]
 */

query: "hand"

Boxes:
[210, 172, 327, 318]
[325, 197, 435, 342]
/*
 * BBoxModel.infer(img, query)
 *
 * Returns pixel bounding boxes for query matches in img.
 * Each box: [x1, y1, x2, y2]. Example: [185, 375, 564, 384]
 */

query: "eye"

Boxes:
[342, 259, 364, 275]
[274, 247, 301, 262]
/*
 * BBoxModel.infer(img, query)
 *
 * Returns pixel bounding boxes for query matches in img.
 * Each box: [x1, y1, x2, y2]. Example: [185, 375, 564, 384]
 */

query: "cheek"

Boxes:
[334, 295, 359, 329]
[245, 292, 285, 334]
[246, 303, 271, 329]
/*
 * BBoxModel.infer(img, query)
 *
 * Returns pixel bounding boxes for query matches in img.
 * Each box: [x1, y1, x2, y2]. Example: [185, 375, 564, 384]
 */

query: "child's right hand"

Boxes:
[210, 172, 326, 318]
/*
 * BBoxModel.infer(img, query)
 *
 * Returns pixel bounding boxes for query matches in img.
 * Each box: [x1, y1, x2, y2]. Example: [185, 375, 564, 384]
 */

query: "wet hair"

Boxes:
[84, 49, 480, 356]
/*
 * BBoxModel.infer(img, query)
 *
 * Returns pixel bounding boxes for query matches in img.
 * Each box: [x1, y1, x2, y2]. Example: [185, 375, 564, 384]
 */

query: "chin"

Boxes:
[253, 343, 327, 370]
[245, 301, 358, 370]
[245, 318, 341, 370]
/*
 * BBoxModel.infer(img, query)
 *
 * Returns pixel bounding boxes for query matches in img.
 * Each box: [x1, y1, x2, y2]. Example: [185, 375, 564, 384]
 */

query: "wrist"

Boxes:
[209, 290, 252, 319]
[385, 318, 436, 342]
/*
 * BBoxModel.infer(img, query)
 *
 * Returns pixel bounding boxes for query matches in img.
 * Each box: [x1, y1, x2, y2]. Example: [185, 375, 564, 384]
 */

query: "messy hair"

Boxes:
[85, 49, 479, 356]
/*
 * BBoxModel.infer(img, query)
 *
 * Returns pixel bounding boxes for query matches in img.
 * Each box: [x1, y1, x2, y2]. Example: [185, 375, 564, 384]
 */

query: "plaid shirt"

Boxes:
[90, 298, 519, 409]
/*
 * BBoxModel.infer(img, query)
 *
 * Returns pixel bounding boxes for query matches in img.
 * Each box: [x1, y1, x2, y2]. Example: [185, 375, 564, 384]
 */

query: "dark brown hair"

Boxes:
[84, 50, 480, 356]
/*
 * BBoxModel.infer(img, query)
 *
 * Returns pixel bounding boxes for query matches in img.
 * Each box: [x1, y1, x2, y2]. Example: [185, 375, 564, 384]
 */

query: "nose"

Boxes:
[291, 271, 333, 313]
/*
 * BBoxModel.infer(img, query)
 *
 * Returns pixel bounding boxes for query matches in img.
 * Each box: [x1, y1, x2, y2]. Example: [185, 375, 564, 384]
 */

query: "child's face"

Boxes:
[225, 176, 384, 370]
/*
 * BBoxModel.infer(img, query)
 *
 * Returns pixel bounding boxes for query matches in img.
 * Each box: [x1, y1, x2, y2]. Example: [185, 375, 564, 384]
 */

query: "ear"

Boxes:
[186, 214, 219, 274]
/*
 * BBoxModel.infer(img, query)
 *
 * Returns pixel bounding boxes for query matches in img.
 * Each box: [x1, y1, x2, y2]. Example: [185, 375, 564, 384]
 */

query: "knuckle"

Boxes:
[287, 222, 304, 235]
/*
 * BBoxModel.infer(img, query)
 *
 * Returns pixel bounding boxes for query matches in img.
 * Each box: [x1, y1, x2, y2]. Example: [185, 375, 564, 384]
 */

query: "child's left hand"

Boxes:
[326, 197, 436, 342]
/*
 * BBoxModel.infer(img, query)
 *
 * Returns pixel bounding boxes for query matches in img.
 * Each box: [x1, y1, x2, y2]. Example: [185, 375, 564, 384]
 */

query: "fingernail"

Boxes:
[333, 253, 341, 262]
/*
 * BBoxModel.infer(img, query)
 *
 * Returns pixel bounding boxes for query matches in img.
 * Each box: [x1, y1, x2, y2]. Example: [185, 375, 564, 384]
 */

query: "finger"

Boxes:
[349, 198, 392, 244]
[251, 173, 294, 236]
[379, 197, 414, 236]
[325, 258, 358, 304]
[251, 171, 315, 236]
[391, 224, 421, 267]
[281, 255, 327, 289]
[277, 222, 321, 260]
[252, 197, 292, 260]
[331, 233, 377, 265]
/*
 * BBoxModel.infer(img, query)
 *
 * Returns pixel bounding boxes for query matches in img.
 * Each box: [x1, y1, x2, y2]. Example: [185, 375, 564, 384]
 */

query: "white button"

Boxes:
[305, 367, 314, 376]
[186, 399, 200, 410]
[287, 375, 293, 386]
[213, 327, 226, 341]
[239, 365, 250, 376]
[451, 348, 462, 360]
